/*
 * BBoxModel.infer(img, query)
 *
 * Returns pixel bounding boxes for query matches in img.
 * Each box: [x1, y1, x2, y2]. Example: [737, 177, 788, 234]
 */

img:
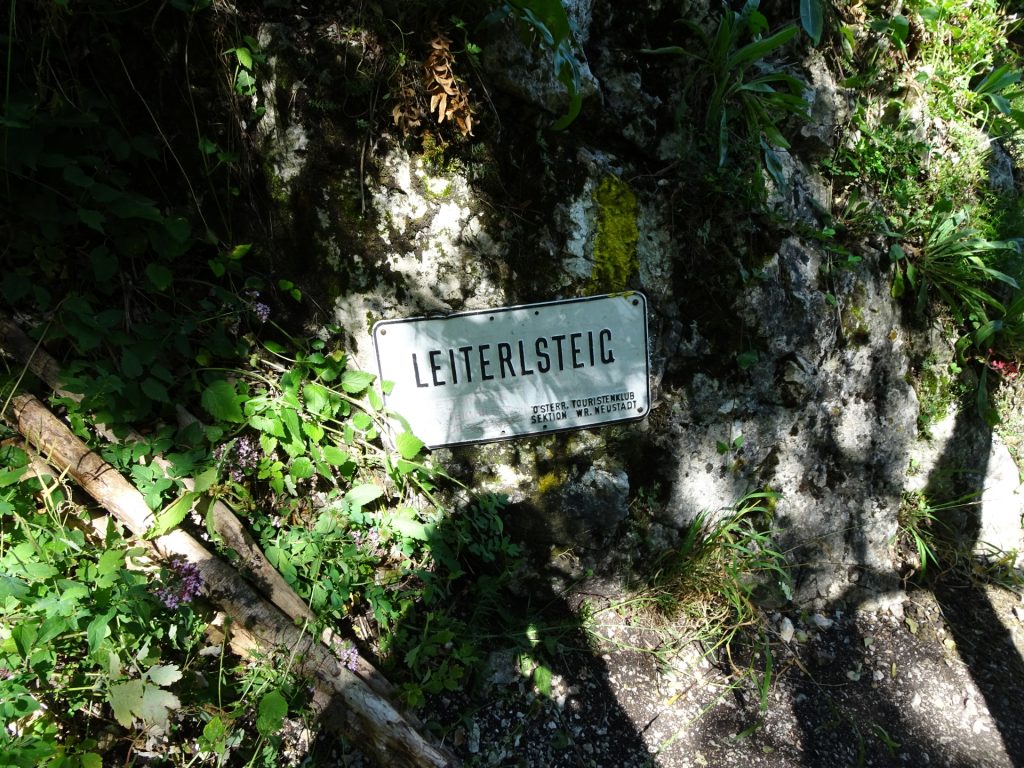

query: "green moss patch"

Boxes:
[591, 175, 639, 292]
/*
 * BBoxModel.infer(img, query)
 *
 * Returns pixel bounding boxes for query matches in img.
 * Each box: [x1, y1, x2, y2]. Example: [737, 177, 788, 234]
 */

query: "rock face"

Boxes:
[251, 1, 1020, 609]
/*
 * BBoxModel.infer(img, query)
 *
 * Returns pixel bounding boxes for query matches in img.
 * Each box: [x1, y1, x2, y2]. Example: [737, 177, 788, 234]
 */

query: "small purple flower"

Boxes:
[154, 555, 204, 609]
[216, 435, 262, 483]
[252, 302, 271, 324]
[332, 638, 360, 672]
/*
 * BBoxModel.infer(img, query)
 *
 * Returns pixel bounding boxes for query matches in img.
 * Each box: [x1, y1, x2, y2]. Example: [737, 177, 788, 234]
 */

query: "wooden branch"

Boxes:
[0, 316, 395, 701]
[5, 394, 457, 768]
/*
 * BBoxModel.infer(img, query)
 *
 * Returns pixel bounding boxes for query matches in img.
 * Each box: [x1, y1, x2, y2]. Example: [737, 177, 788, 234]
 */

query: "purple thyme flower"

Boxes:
[154, 555, 204, 609]
[216, 435, 262, 483]
[332, 638, 360, 672]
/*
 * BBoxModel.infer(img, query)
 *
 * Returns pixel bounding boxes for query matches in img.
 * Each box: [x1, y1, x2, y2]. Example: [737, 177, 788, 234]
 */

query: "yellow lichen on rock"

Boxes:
[591, 175, 639, 292]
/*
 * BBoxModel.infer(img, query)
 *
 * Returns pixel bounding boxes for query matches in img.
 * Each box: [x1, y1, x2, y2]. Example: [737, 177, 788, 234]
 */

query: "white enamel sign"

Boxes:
[372, 293, 650, 447]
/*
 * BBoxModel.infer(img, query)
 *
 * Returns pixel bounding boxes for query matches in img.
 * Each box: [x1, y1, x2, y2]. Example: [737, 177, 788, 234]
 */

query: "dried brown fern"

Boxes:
[423, 32, 473, 136]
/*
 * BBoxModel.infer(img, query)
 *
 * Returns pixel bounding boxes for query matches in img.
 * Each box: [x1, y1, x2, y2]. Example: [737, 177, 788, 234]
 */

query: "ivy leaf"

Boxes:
[257, 690, 288, 737]
[396, 432, 425, 460]
[341, 370, 375, 394]
[201, 380, 244, 423]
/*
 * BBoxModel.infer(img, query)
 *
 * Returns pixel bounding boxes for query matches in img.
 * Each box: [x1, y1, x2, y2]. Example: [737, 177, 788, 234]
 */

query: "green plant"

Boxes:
[644, 491, 790, 650]
[799, 0, 826, 46]
[495, 0, 584, 129]
[913, 355, 967, 438]
[891, 202, 1022, 326]
[896, 491, 944, 577]
[646, 0, 806, 174]
[0, 444, 214, 766]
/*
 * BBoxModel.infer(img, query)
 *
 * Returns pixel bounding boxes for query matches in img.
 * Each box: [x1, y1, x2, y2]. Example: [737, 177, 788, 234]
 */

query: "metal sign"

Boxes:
[372, 293, 650, 447]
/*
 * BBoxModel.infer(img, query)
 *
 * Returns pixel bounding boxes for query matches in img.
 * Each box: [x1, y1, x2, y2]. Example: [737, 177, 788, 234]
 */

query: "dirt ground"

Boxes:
[396, 577, 1024, 768]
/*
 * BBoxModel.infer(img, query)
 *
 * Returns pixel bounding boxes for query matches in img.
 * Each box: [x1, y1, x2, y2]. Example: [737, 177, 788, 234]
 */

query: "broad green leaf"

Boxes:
[257, 690, 288, 736]
[146, 491, 198, 539]
[141, 377, 171, 403]
[249, 413, 285, 437]
[367, 387, 383, 412]
[396, 432, 425, 460]
[63, 163, 94, 187]
[729, 26, 798, 71]
[737, 351, 759, 369]
[390, 516, 433, 541]
[395, 459, 420, 476]
[280, 407, 304, 444]
[146, 664, 183, 686]
[322, 445, 350, 466]
[193, 466, 219, 493]
[201, 380, 244, 423]
[228, 242, 252, 260]
[0, 575, 30, 601]
[341, 370, 376, 393]
[0, 464, 28, 488]
[533, 662, 552, 697]
[108, 679, 145, 728]
[139, 684, 180, 729]
[289, 456, 315, 479]
[80, 754, 103, 768]
[120, 347, 144, 379]
[234, 47, 253, 68]
[891, 268, 905, 297]
[202, 716, 227, 744]
[346, 483, 384, 509]
[302, 420, 325, 443]
[164, 215, 191, 243]
[145, 263, 174, 292]
[11, 622, 37, 659]
[90, 246, 118, 282]
[303, 383, 330, 415]
[87, 611, 114, 654]
[800, 0, 824, 45]
[78, 208, 106, 233]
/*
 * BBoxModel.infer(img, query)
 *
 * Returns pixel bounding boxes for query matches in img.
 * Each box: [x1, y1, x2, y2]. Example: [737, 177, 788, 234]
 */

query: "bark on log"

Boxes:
[5, 392, 458, 768]
[0, 316, 395, 701]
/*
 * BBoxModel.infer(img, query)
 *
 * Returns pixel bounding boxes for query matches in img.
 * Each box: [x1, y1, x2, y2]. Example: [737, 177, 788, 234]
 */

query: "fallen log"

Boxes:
[0, 316, 395, 701]
[5, 392, 458, 768]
